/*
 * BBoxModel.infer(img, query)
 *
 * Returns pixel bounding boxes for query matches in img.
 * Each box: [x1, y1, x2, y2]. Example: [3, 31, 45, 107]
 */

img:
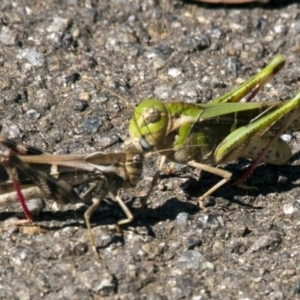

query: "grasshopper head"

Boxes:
[129, 99, 168, 152]
[122, 144, 144, 187]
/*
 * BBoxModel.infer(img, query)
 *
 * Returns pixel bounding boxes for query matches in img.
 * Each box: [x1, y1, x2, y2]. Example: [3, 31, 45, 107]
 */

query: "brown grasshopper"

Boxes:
[0, 137, 157, 257]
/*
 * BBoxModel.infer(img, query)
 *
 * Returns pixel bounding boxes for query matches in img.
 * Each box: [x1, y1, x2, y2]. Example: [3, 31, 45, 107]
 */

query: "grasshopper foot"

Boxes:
[91, 245, 101, 260]
[198, 197, 208, 212]
[198, 196, 217, 212]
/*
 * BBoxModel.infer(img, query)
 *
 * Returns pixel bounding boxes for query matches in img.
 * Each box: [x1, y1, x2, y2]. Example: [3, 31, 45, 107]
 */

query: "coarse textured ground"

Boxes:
[0, 0, 300, 299]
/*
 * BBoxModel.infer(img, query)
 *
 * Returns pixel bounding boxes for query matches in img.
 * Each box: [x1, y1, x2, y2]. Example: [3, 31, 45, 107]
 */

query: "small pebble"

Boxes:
[19, 48, 44, 67]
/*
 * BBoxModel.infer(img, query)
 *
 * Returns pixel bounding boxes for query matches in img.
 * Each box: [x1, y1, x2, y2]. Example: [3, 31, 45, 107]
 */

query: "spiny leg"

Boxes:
[237, 106, 300, 186]
[115, 190, 135, 230]
[154, 155, 231, 210]
[2, 148, 102, 257]
[211, 54, 285, 104]
[1, 151, 32, 222]
[118, 167, 161, 223]
[215, 92, 300, 168]
[243, 62, 283, 103]
[83, 193, 134, 258]
[138, 170, 161, 212]
[0, 184, 46, 209]
[207, 91, 300, 200]
[84, 198, 102, 259]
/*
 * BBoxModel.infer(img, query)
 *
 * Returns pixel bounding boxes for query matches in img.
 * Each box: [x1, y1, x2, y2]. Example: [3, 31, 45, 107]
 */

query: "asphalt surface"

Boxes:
[0, 0, 300, 299]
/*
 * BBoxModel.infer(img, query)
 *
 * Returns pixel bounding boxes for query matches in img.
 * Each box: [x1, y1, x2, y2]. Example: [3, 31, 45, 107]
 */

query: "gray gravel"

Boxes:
[0, 0, 300, 299]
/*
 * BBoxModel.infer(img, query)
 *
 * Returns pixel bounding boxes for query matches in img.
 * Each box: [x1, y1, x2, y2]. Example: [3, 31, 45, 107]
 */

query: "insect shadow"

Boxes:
[181, 159, 300, 203]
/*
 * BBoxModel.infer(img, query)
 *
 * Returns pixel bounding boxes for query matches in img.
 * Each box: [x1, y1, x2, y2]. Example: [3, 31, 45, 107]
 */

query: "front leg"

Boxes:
[84, 197, 102, 259]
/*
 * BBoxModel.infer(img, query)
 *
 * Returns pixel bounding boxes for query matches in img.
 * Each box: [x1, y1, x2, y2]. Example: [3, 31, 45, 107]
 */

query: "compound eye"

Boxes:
[140, 137, 153, 151]
[145, 107, 161, 124]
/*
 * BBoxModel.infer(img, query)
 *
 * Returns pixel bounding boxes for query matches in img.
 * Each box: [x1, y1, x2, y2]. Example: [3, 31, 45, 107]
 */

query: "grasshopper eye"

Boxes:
[140, 137, 153, 151]
[145, 107, 162, 124]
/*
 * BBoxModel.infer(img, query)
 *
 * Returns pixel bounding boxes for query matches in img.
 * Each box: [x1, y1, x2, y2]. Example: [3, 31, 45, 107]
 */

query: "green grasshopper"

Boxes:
[0, 138, 157, 257]
[128, 54, 300, 209]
